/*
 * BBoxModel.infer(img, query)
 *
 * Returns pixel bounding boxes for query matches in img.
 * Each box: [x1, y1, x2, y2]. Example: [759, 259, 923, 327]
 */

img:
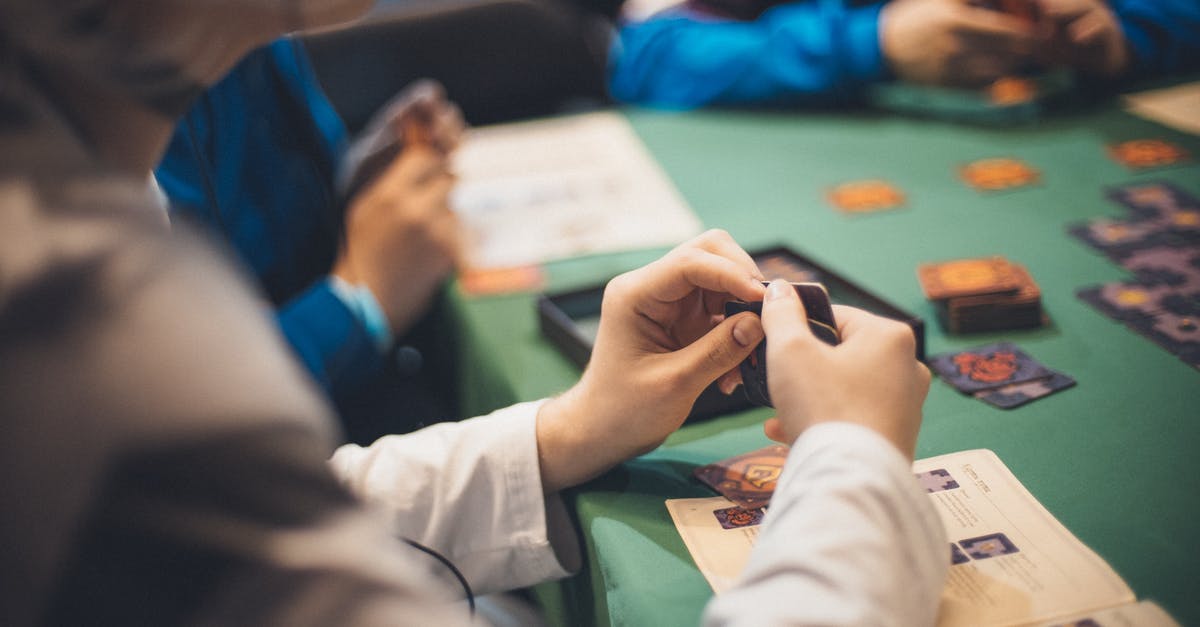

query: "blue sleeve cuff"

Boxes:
[841, 3, 888, 83]
[326, 276, 394, 353]
[278, 282, 386, 394]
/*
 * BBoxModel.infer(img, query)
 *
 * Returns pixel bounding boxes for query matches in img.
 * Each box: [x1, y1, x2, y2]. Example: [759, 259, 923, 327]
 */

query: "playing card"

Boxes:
[958, 157, 1041, 192]
[1125, 309, 1200, 367]
[1107, 139, 1189, 170]
[825, 179, 906, 214]
[928, 342, 1054, 394]
[1076, 281, 1168, 322]
[712, 505, 766, 530]
[1106, 180, 1200, 217]
[725, 283, 839, 407]
[917, 256, 1022, 300]
[694, 445, 790, 510]
[1122, 246, 1200, 291]
[1067, 217, 1170, 262]
[974, 371, 1077, 409]
[939, 263, 1043, 333]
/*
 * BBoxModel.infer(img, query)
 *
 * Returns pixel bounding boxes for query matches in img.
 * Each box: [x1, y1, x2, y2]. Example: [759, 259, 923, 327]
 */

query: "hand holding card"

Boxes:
[757, 281, 930, 459]
[724, 282, 840, 407]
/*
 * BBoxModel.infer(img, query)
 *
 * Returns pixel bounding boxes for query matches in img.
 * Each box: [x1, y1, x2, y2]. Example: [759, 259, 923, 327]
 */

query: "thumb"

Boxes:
[760, 279, 820, 351]
[673, 311, 763, 392]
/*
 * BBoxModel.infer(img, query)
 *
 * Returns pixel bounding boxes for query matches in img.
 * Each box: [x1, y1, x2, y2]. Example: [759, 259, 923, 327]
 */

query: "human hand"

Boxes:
[536, 230, 767, 492]
[332, 144, 460, 336]
[881, 0, 1037, 86]
[337, 79, 465, 199]
[1034, 0, 1129, 78]
[759, 280, 930, 460]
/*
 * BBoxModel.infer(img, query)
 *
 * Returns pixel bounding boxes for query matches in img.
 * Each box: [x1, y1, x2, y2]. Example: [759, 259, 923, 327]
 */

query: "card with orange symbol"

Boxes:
[1107, 139, 1189, 170]
[917, 256, 1022, 300]
[928, 342, 1053, 394]
[693, 445, 790, 510]
[826, 179, 906, 213]
[958, 157, 1041, 192]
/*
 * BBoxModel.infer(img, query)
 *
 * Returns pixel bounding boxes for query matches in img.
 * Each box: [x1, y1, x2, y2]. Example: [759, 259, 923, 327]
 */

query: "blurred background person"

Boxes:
[608, 0, 1200, 109]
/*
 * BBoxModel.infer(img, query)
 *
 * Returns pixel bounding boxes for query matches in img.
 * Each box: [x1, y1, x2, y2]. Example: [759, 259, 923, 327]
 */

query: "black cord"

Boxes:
[402, 538, 476, 617]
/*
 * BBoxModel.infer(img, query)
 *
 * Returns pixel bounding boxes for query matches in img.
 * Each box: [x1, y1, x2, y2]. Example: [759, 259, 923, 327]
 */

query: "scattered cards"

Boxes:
[826, 179, 906, 214]
[958, 157, 1041, 192]
[918, 257, 1044, 333]
[1073, 181, 1200, 369]
[694, 445, 789, 510]
[929, 342, 1073, 409]
[1106, 139, 1189, 170]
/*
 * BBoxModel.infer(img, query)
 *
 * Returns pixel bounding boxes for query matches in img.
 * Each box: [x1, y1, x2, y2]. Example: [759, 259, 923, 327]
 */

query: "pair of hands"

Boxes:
[332, 81, 465, 336]
[536, 231, 931, 493]
[881, 0, 1128, 87]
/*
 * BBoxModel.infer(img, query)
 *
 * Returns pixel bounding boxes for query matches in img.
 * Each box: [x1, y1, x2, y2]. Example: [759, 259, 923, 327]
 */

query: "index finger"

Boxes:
[641, 247, 766, 306]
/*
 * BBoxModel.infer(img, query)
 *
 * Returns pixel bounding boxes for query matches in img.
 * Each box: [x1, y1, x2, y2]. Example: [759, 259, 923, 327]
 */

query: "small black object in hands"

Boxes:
[725, 282, 840, 407]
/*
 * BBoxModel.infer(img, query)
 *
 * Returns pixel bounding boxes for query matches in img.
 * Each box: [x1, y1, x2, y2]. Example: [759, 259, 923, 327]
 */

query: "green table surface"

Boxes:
[446, 100, 1200, 626]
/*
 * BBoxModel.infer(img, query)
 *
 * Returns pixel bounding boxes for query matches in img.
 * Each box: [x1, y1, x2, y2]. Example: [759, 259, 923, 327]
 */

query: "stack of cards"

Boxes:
[693, 445, 789, 511]
[1071, 181, 1200, 369]
[917, 256, 1044, 333]
[929, 342, 1076, 409]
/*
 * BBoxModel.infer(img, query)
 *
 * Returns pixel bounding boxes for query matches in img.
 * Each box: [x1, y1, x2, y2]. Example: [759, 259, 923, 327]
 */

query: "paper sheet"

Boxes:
[450, 112, 702, 269]
[668, 449, 1144, 626]
[1123, 82, 1200, 136]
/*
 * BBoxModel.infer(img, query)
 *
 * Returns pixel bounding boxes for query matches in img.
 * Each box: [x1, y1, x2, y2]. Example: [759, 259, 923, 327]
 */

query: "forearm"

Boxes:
[328, 400, 581, 594]
[277, 280, 386, 394]
[704, 422, 947, 626]
[609, 2, 888, 108]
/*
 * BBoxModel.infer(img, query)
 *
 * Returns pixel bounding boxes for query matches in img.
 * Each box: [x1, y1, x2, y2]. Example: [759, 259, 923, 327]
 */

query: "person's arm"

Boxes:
[609, 2, 889, 108]
[1107, 0, 1200, 76]
[328, 400, 582, 596]
[277, 279, 388, 393]
[704, 422, 947, 625]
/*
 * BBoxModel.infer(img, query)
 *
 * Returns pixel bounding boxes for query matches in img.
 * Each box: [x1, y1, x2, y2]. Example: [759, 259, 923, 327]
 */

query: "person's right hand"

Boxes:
[332, 144, 460, 337]
[880, 0, 1037, 87]
[759, 280, 930, 460]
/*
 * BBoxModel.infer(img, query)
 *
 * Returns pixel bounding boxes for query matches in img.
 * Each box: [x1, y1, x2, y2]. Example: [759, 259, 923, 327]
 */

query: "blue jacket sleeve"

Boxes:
[278, 281, 385, 396]
[608, 0, 889, 108]
[1110, 0, 1200, 77]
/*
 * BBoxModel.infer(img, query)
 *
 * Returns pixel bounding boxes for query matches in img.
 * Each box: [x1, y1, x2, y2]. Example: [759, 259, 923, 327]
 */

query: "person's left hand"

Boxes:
[535, 230, 767, 492]
[337, 79, 465, 199]
[1034, 0, 1129, 78]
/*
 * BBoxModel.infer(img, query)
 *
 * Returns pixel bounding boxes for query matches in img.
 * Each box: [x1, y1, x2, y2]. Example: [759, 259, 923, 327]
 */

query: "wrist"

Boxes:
[535, 383, 630, 493]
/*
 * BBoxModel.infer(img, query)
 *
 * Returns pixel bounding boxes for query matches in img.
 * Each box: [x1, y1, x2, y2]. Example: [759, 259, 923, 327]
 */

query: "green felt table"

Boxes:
[444, 99, 1200, 626]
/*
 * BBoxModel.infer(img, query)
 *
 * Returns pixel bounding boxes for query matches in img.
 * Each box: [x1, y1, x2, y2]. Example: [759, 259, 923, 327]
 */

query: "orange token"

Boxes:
[1107, 139, 1188, 169]
[958, 157, 1041, 192]
[826, 179, 906, 213]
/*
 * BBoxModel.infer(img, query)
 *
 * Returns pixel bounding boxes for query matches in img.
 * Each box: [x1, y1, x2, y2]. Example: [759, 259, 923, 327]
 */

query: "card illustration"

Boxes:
[929, 342, 1053, 394]
[916, 468, 960, 493]
[713, 505, 765, 530]
[950, 543, 971, 565]
[958, 532, 1019, 560]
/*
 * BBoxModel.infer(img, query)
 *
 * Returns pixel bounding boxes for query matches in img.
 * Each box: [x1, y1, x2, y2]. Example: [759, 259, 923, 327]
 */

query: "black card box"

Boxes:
[537, 246, 925, 421]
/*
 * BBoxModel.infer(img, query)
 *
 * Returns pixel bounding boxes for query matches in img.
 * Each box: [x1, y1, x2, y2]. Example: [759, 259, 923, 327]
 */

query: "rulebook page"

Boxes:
[668, 449, 1137, 626]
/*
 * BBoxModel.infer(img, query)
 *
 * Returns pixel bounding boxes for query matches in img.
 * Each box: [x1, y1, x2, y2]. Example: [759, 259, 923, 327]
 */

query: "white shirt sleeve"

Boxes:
[328, 400, 581, 595]
[703, 422, 949, 626]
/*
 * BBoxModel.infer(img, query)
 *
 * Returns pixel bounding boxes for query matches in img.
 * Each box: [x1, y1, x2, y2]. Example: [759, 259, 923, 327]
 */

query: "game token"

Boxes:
[1107, 139, 1189, 169]
[988, 77, 1036, 106]
[958, 157, 1041, 192]
[825, 179, 906, 213]
[459, 265, 546, 296]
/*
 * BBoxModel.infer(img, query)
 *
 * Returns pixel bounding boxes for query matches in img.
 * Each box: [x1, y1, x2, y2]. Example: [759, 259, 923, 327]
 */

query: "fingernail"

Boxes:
[733, 315, 764, 347]
[765, 279, 792, 301]
[718, 376, 738, 395]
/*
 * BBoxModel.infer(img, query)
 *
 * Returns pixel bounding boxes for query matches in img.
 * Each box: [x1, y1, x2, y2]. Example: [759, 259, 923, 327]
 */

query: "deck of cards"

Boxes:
[929, 342, 1075, 409]
[917, 256, 1044, 333]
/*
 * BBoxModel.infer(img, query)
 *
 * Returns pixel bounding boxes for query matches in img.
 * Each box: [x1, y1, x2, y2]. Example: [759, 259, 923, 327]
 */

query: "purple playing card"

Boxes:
[713, 505, 765, 530]
[928, 342, 1054, 394]
[974, 371, 1076, 409]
